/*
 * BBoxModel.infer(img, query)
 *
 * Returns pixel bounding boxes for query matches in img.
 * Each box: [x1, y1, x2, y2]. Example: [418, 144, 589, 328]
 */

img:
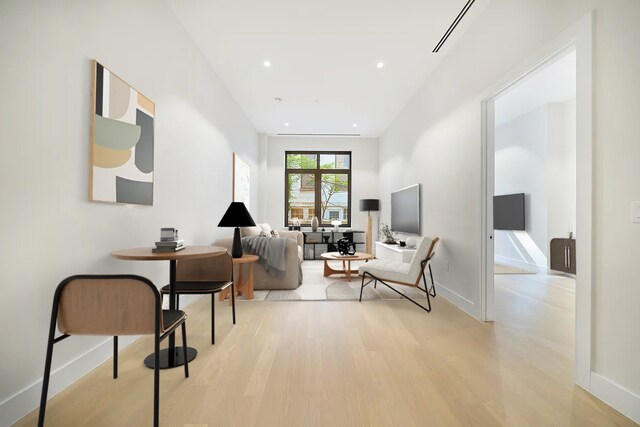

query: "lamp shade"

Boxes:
[218, 202, 256, 227]
[359, 199, 379, 212]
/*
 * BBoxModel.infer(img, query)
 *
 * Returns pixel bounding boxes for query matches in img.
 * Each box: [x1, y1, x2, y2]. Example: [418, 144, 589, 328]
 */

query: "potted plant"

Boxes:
[380, 223, 396, 244]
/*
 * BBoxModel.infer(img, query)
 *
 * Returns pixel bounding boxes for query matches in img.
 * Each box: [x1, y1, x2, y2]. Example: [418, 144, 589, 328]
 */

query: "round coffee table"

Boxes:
[321, 252, 373, 281]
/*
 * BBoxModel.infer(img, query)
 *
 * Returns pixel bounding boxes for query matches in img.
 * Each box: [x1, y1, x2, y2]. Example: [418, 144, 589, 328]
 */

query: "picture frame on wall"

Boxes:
[233, 153, 250, 209]
[89, 60, 155, 205]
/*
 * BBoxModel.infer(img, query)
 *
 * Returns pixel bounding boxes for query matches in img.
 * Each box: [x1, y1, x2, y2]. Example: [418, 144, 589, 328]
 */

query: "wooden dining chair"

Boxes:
[161, 252, 235, 345]
[358, 237, 440, 312]
[38, 275, 189, 427]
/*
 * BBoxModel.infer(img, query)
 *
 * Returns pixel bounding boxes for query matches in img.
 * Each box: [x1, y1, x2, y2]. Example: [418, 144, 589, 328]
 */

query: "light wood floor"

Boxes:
[494, 272, 576, 360]
[18, 280, 634, 426]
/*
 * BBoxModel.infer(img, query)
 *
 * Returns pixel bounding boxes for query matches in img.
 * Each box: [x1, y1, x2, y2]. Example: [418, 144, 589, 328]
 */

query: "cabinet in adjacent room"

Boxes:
[550, 238, 576, 274]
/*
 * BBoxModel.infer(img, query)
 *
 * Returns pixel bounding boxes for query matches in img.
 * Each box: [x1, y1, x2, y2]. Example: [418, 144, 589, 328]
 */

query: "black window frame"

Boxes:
[284, 151, 352, 227]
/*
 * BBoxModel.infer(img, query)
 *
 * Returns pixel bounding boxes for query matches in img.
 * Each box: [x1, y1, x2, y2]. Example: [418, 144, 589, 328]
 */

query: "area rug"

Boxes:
[325, 282, 379, 301]
[265, 289, 303, 301]
[494, 263, 536, 274]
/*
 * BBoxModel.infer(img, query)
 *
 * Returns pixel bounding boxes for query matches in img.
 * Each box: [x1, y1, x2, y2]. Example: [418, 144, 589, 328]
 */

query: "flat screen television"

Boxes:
[494, 193, 525, 230]
[391, 184, 420, 235]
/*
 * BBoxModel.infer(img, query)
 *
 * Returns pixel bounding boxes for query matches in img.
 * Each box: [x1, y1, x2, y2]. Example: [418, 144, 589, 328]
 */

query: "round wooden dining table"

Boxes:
[112, 245, 227, 369]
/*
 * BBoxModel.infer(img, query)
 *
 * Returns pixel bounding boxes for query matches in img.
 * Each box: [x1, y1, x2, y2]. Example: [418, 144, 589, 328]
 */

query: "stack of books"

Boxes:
[152, 239, 185, 252]
[152, 228, 185, 253]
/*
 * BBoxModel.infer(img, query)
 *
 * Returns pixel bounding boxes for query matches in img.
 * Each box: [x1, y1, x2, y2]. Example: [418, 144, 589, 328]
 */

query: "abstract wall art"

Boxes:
[90, 60, 154, 205]
[233, 153, 250, 209]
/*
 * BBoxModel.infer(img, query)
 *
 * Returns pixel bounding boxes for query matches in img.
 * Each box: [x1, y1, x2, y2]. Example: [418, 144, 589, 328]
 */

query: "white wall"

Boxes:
[0, 0, 258, 423]
[379, 0, 640, 419]
[495, 106, 549, 263]
[260, 136, 379, 235]
[494, 100, 576, 269]
[547, 100, 577, 241]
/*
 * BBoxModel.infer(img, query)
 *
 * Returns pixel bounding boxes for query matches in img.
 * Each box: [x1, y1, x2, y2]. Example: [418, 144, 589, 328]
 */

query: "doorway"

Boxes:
[480, 13, 593, 389]
[493, 48, 577, 359]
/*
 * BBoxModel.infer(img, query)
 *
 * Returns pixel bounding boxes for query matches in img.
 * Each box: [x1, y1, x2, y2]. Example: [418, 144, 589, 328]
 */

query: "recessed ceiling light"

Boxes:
[285, 122, 290, 127]
[376, 61, 384, 68]
[263, 60, 271, 68]
[274, 97, 282, 102]
[352, 123, 358, 128]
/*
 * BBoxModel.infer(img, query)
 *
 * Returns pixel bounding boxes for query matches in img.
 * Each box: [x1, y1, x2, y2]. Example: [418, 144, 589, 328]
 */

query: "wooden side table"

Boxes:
[220, 254, 259, 303]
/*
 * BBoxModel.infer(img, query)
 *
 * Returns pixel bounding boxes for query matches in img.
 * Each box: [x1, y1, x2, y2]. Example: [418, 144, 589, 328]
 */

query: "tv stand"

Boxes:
[375, 242, 416, 262]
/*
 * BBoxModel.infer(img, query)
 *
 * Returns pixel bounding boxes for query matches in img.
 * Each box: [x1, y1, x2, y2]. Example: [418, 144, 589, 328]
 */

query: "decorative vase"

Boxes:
[311, 216, 319, 232]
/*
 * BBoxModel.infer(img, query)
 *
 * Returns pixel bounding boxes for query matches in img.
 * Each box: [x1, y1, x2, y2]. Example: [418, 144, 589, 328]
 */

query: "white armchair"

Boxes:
[358, 236, 439, 312]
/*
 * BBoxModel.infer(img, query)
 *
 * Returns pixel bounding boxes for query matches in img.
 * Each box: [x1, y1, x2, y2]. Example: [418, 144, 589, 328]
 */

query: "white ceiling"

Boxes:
[495, 50, 576, 127]
[166, 0, 483, 137]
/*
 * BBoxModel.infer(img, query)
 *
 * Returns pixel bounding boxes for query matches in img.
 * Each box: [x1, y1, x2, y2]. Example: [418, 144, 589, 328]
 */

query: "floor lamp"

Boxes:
[359, 199, 379, 255]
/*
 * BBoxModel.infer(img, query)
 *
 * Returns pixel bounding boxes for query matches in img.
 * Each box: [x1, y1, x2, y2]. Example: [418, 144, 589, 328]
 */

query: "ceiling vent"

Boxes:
[432, 0, 476, 53]
[276, 133, 361, 137]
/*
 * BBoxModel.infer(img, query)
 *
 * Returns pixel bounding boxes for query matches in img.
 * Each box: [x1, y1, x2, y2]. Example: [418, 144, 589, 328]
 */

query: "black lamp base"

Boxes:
[232, 227, 243, 258]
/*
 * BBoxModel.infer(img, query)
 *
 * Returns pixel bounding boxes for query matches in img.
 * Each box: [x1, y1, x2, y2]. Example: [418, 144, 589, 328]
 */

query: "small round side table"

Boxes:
[219, 254, 259, 303]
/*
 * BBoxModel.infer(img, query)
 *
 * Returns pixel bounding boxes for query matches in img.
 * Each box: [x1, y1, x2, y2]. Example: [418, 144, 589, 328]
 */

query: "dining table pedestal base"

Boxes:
[143, 347, 197, 370]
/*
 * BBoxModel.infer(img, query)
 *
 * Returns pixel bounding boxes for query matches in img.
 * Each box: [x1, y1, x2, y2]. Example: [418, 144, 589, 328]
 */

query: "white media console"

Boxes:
[374, 242, 416, 262]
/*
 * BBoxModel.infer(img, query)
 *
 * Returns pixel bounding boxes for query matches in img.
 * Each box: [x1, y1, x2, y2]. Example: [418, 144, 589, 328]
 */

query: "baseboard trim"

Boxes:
[590, 372, 640, 424]
[0, 295, 201, 426]
[0, 335, 139, 427]
[434, 281, 478, 319]
[495, 255, 547, 273]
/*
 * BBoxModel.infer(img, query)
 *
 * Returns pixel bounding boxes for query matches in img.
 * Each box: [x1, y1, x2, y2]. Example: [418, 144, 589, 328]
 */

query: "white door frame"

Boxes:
[480, 12, 593, 389]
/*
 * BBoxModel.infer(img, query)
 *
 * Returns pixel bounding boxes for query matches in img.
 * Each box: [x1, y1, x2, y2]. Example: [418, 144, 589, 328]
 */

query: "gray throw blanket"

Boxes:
[241, 236, 303, 285]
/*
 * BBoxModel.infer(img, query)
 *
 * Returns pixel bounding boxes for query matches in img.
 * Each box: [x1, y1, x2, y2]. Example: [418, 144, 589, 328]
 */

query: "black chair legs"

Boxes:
[211, 294, 216, 345]
[231, 282, 236, 325]
[359, 272, 434, 313]
[37, 311, 57, 427]
[428, 264, 436, 296]
[153, 334, 160, 427]
[181, 322, 189, 378]
[113, 336, 118, 379]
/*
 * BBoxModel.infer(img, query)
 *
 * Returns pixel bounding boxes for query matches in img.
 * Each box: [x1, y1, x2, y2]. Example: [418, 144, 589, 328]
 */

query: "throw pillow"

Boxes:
[240, 225, 261, 237]
[270, 229, 280, 238]
[258, 223, 273, 234]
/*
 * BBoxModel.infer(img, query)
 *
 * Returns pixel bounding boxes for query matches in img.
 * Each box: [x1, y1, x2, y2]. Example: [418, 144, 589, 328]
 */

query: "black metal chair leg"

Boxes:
[181, 322, 189, 378]
[379, 279, 432, 312]
[231, 282, 236, 325]
[153, 334, 160, 427]
[176, 294, 180, 311]
[429, 264, 436, 296]
[113, 336, 118, 379]
[37, 323, 57, 427]
[211, 294, 216, 345]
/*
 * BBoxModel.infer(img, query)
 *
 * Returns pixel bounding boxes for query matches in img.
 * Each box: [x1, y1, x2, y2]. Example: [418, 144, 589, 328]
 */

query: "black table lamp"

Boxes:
[359, 199, 379, 254]
[218, 202, 256, 258]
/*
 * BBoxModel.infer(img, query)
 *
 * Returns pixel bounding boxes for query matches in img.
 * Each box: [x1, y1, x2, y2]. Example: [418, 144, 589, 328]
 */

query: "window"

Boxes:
[290, 207, 303, 220]
[285, 151, 351, 227]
